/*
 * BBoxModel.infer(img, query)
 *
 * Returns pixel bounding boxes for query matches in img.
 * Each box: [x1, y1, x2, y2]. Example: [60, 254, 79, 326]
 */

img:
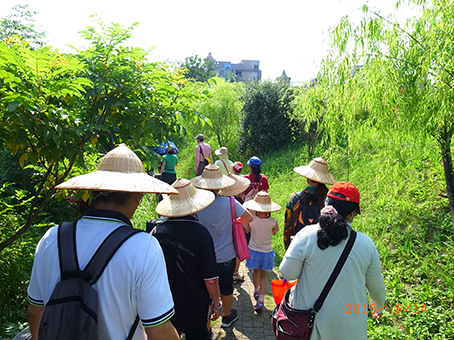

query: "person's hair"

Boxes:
[313, 183, 328, 211]
[91, 191, 135, 207]
[250, 165, 261, 182]
[316, 196, 359, 250]
[197, 136, 204, 142]
[167, 146, 176, 154]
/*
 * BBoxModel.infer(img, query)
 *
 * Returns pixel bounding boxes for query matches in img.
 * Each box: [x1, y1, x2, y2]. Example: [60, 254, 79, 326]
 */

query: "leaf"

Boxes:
[19, 152, 28, 168]
[8, 102, 19, 112]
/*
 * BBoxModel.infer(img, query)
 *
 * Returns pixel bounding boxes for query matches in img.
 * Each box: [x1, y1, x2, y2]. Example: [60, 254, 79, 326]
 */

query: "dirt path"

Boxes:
[211, 262, 278, 340]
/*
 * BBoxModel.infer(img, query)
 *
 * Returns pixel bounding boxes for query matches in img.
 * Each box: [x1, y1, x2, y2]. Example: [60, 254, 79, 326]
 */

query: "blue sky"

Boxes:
[1, 0, 417, 83]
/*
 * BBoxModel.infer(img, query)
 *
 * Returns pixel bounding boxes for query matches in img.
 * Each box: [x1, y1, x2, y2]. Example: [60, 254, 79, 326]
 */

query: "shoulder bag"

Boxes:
[271, 230, 357, 340]
[230, 196, 250, 261]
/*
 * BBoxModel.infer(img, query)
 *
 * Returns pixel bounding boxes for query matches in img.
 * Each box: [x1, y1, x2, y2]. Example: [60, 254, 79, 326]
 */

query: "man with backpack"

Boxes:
[27, 144, 180, 340]
[283, 157, 336, 249]
[195, 134, 212, 176]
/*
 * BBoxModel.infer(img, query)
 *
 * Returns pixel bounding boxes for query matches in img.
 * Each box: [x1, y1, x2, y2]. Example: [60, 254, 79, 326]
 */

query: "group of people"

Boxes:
[27, 138, 386, 340]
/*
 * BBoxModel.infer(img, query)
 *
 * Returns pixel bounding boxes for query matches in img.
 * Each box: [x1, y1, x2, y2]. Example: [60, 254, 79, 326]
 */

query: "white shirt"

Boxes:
[28, 209, 175, 340]
[280, 223, 385, 340]
[248, 215, 277, 253]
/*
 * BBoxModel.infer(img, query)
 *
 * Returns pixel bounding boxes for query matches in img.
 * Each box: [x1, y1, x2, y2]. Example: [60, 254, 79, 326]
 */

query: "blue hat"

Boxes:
[247, 156, 262, 167]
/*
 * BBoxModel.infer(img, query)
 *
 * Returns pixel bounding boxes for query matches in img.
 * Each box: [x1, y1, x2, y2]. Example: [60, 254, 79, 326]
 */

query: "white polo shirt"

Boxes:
[28, 209, 175, 340]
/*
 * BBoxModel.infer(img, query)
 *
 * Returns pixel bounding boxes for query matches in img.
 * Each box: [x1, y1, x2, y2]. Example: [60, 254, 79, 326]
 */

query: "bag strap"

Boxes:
[230, 196, 237, 221]
[199, 144, 204, 158]
[313, 230, 357, 312]
[58, 221, 142, 285]
[221, 159, 230, 173]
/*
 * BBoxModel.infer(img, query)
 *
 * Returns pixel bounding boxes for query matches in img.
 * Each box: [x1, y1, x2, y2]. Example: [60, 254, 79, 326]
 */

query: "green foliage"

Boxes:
[190, 80, 245, 151]
[295, 0, 454, 227]
[0, 17, 208, 252]
[0, 4, 47, 48]
[239, 78, 298, 156]
[177, 54, 217, 83]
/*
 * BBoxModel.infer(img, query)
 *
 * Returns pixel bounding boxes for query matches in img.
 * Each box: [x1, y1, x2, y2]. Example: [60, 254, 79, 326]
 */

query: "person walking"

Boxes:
[192, 164, 253, 328]
[242, 156, 269, 202]
[27, 144, 179, 340]
[283, 157, 336, 249]
[214, 146, 233, 175]
[152, 178, 222, 340]
[195, 134, 212, 176]
[279, 181, 386, 340]
[160, 144, 178, 185]
[243, 191, 281, 311]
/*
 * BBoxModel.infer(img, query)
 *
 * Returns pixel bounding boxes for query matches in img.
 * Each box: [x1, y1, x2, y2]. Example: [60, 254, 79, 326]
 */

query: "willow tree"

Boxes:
[294, 0, 454, 229]
[0, 19, 207, 251]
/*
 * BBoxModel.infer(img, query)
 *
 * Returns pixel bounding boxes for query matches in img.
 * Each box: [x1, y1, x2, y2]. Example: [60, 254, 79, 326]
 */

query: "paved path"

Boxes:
[211, 262, 279, 340]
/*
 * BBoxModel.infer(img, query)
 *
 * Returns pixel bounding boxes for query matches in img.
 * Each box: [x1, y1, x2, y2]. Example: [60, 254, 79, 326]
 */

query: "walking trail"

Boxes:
[210, 262, 279, 340]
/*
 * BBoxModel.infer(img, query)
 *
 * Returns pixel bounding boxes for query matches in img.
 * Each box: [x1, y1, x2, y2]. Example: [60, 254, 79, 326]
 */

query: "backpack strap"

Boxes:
[58, 221, 83, 279]
[199, 144, 204, 158]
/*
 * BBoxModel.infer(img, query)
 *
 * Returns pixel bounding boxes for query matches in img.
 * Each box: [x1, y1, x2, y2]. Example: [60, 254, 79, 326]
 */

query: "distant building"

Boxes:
[207, 52, 262, 82]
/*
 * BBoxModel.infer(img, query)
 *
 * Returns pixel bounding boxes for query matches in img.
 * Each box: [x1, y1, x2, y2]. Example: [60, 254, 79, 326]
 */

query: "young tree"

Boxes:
[0, 19, 207, 251]
[191, 80, 244, 150]
[239, 78, 297, 155]
[295, 0, 454, 228]
[178, 54, 217, 82]
[0, 4, 47, 47]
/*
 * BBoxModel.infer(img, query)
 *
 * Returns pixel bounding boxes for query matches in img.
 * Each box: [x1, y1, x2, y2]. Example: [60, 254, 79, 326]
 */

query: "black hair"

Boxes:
[250, 165, 261, 182]
[316, 196, 359, 250]
[91, 191, 135, 207]
[313, 183, 328, 211]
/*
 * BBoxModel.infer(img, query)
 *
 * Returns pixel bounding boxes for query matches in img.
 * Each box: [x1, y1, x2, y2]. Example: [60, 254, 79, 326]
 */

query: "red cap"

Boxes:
[231, 162, 243, 172]
[327, 181, 360, 204]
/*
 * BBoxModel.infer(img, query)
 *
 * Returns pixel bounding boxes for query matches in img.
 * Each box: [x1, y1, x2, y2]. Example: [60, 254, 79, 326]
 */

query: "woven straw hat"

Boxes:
[218, 174, 251, 197]
[215, 146, 231, 155]
[191, 164, 235, 190]
[293, 157, 336, 185]
[243, 191, 281, 212]
[55, 144, 178, 194]
[155, 178, 215, 217]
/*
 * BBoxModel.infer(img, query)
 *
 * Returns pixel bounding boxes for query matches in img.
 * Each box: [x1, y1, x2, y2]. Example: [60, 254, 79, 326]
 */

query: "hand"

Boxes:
[209, 305, 221, 321]
[244, 224, 251, 233]
[372, 312, 382, 319]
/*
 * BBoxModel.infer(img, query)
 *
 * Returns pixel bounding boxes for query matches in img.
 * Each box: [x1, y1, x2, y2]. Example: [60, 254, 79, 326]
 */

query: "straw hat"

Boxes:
[215, 147, 231, 155]
[243, 191, 281, 212]
[218, 174, 251, 197]
[191, 164, 235, 190]
[293, 157, 336, 185]
[55, 144, 178, 194]
[156, 178, 215, 217]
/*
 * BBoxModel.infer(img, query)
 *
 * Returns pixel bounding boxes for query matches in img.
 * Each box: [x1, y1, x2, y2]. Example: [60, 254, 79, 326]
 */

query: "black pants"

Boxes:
[177, 325, 208, 340]
[161, 172, 177, 185]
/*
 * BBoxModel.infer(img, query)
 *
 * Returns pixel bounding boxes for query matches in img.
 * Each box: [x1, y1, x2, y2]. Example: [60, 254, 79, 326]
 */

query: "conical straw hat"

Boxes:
[156, 178, 215, 217]
[191, 164, 235, 190]
[293, 157, 336, 185]
[243, 191, 281, 212]
[56, 144, 178, 194]
[218, 174, 251, 197]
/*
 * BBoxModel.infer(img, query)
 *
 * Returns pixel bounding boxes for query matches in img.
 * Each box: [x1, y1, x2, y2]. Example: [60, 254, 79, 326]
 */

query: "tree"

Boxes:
[0, 19, 207, 252]
[0, 4, 47, 47]
[239, 78, 297, 155]
[178, 54, 217, 82]
[191, 80, 244, 151]
[295, 0, 454, 228]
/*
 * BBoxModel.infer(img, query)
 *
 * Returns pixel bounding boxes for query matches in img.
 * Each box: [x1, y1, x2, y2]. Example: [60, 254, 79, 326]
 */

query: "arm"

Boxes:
[160, 160, 166, 175]
[272, 221, 279, 235]
[28, 304, 45, 340]
[204, 278, 222, 320]
[237, 209, 253, 225]
[145, 319, 179, 340]
[283, 193, 299, 249]
[365, 244, 386, 316]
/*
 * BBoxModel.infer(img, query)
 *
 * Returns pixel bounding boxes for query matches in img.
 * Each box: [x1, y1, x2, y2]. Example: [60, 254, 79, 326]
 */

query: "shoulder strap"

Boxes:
[230, 196, 237, 220]
[58, 221, 80, 277]
[199, 144, 204, 157]
[313, 230, 357, 312]
[221, 159, 229, 173]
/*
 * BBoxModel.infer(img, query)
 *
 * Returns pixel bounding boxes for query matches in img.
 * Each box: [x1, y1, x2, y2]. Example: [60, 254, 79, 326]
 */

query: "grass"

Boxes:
[1, 127, 454, 339]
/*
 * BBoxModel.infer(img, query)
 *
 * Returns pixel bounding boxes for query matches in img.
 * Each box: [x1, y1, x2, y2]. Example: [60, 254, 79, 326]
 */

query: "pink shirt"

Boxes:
[194, 142, 212, 171]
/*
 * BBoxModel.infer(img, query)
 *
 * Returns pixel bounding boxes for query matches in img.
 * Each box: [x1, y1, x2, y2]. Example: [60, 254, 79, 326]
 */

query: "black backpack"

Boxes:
[293, 191, 320, 235]
[38, 221, 142, 340]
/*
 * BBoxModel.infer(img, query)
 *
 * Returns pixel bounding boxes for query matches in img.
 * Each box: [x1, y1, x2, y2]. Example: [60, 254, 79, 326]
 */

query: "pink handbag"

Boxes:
[230, 196, 250, 261]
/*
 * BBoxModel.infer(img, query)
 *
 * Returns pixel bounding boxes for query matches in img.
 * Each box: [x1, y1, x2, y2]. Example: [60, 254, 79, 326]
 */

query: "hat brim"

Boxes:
[191, 175, 235, 190]
[243, 200, 281, 213]
[293, 166, 336, 185]
[56, 171, 179, 194]
[156, 188, 215, 217]
[219, 174, 250, 197]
